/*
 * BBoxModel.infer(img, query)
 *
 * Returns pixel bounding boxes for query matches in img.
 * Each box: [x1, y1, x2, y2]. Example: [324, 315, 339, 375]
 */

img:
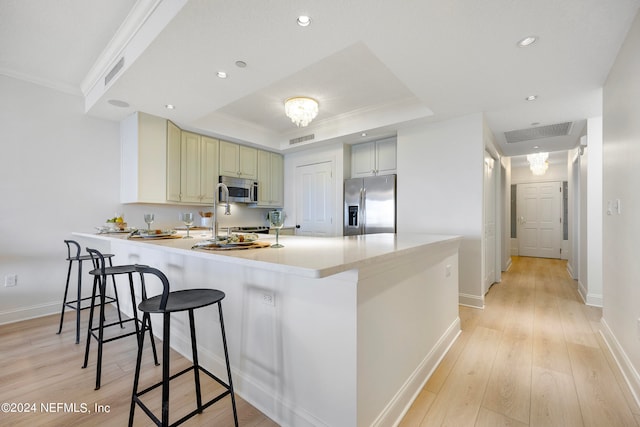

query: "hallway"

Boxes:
[401, 256, 640, 426]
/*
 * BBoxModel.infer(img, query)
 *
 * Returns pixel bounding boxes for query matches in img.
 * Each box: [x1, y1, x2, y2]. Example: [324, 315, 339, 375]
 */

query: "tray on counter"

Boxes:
[192, 241, 271, 251]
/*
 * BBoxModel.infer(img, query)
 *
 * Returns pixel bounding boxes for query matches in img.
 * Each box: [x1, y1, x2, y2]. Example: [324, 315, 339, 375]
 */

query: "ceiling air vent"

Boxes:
[504, 121, 573, 143]
[289, 134, 315, 145]
[104, 57, 125, 87]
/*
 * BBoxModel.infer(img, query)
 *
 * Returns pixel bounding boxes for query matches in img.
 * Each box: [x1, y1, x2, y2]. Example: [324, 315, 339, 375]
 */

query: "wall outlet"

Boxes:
[262, 292, 275, 306]
[4, 274, 17, 287]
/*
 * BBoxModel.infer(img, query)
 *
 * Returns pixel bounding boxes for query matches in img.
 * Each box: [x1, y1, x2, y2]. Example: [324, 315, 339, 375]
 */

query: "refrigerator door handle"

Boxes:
[361, 188, 366, 232]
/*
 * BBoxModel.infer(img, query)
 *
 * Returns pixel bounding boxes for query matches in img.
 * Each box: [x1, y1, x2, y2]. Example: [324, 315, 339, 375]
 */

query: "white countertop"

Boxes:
[74, 231, 461, 278]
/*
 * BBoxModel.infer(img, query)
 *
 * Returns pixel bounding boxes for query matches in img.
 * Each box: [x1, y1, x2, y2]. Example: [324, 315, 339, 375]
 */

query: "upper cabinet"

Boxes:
[256, 150, 284, 208]
[121, 112, 168, 204]
[351, 137, 397, 178]
[179, 132, 219, 204]
[219, 140, 257, 179]
[166, 121, 181, 202]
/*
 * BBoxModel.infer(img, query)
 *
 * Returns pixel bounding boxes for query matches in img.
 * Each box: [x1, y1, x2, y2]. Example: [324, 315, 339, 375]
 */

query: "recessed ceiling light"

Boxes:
[525, 95, 538, 101]
[517, 36, 538, 47]
[297, 15, 311, 27]
[361, 132, 367, 137]
[235, 60, 247, 68]
[107, 99, 129, 108]
[165, 104, 175, 110]
[217, 71, 227, 79]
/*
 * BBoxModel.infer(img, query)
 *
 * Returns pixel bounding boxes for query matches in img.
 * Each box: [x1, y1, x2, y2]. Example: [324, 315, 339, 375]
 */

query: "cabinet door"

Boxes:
[270, 152, 284, 207]
[257, 150, 272, 205]
[219, 140, 239, 176]
[376, 137, 397, 176]
[351, 142, 376, 177]
[166, 121, 182, 202]
[200, 136, 219, 204]
[239, 145, 257, 179]
[180, 131, 202, 203]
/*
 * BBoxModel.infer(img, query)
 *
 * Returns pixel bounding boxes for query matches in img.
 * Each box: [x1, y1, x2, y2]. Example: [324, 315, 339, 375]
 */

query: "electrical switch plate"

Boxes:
[4, 274, 17, 287]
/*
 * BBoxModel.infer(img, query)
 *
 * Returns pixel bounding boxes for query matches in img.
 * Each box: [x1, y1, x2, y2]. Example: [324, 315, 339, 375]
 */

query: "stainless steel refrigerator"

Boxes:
[343, 174, 396, 235]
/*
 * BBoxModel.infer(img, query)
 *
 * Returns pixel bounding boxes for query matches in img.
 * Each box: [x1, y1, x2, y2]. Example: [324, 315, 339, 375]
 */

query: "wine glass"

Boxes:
[143, 213, 154, 231]
[268, 210, 284, 248]
[181, 212, 194, 239]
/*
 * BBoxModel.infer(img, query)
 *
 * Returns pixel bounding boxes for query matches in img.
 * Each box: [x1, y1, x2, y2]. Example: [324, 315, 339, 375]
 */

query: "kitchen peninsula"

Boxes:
[74, 231, 461, 427]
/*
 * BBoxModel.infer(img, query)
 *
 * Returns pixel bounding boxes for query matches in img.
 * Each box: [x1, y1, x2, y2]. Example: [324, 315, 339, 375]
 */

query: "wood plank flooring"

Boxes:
[401, 256, 640, 427]
[2, 256, 638, 426]
[0, 307, 277, 426]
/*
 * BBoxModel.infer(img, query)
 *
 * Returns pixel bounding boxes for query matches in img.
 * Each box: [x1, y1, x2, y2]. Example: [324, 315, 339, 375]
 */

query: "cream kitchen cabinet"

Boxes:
[166, 120, 181, 202]
[180, 131, 219, 204]
[351, 137, 396, 178]
[256, 150, 284, 207]
[219, 140, 257, 179]
[121, 112, 170, 204]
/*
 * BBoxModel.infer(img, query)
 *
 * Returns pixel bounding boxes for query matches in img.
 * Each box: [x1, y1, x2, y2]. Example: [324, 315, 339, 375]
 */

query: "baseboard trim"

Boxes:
[600, 318, 640, 409]
[576, 280, 603, 307]
[376, 317, 461, 427]
[459, 293, 484, 309]
[0, 302, 59, 325]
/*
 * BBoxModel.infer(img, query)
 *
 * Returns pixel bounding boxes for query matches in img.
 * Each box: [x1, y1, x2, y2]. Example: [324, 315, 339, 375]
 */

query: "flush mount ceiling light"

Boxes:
[517, 36, 538, 47]
[297, 15, 311, 26]
[284, 97, 319, 127]
[525, 95, 538, 101]
[165, 104, 175, 110]
[527, 152, 549, 175]
[217, 71, 227, 79]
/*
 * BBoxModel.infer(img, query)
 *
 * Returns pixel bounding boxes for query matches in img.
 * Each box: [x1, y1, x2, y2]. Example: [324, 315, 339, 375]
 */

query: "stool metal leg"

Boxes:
[95, 273, 107, 390]
[188, 309, 203, 413]
[82, 274, 100, 369]
[129, 312, 149, 427]
[218, 302, 239, 427]
[138, 273, 159, 366]
[162, 312, 171, 426]
[56, 258, 73, 337]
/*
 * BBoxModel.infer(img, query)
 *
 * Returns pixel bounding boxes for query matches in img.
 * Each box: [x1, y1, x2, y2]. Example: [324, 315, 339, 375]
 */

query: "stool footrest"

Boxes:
[63, 295, 117, 312]
[133, 365, 233, 427]
[88, 318, 148, 343]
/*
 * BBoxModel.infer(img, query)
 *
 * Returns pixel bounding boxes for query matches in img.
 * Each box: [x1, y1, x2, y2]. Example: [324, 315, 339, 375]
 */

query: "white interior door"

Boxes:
[517, 182, 562, 258]
[295, 161, 333, 236]
[484, 152, 496, 294]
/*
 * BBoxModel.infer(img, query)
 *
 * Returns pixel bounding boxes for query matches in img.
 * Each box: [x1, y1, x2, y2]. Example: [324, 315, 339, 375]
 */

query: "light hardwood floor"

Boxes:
[2, 257, 639, 426]
[401, 256, 640, 427]
[0, 305, 277, 426]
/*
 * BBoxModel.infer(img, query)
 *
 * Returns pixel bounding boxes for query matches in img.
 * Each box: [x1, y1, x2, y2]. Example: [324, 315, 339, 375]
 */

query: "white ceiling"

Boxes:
[2, 0, 639, 156]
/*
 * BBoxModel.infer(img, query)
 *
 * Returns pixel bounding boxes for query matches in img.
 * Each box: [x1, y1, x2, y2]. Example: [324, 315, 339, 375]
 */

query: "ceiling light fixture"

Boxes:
[107, 99, 130, 108]
[525, 95, 538, 101]
[517, 36, 538, 47]
[217, 71, 228, 79]
[235, 60, 247, 68]
[284, 97, 319, 127]
[297, 15, 311, 26]
[527, 152, 549, 175]
[165, 104, 175, 110]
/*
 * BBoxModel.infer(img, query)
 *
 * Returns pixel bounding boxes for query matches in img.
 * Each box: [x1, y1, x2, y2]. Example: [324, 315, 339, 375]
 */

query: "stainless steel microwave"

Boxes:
[219, 176, 258, 203]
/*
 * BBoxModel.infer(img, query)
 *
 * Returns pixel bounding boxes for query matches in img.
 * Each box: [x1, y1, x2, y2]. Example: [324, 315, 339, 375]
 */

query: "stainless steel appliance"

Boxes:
[219, 176, 258, 203]
[343, 174, 396, 235]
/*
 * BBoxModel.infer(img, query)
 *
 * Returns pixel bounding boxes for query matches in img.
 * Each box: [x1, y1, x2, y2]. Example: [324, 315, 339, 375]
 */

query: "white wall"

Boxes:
[0, 76, 121, 323]
[586, 116, 603, 306]
[510, 161, 568, 184]
[397, 114, 484, 308]
[601, 10, 640, 405]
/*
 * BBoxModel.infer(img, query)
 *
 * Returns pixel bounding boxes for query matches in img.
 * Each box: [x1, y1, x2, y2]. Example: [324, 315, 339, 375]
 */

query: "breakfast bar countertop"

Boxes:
[73, 231, 461, 279]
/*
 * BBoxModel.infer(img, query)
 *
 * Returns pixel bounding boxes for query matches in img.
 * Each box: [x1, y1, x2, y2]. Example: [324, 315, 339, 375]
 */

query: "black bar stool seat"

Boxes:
[83, 248, 159, 390]
[57, 240, 123, 344]
[129, 265, 238, 427]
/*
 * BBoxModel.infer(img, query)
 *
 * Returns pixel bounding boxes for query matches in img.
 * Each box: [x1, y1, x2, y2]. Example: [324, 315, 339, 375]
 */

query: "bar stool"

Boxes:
[57, 240, 123, 344]
[83, 248, 159, 390]
[129, 265, 238, 427]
